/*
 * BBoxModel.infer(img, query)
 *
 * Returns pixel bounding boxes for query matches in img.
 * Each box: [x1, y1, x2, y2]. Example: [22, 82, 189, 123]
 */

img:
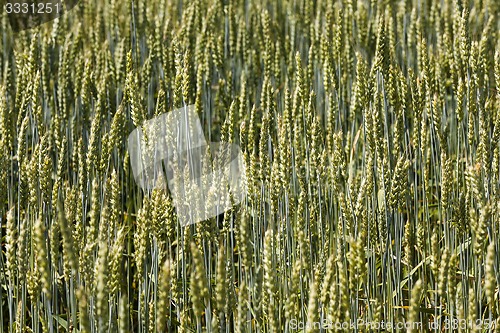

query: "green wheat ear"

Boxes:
[190, 242, 209, 320]
[408, 279, 424, 333]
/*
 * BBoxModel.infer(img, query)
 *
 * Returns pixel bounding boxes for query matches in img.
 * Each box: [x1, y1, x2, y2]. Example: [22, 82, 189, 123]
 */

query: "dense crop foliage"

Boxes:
[0, 0, 499, 332]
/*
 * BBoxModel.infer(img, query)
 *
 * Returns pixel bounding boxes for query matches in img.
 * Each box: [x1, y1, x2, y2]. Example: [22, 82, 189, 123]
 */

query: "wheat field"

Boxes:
[0, 0, 499, 332]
